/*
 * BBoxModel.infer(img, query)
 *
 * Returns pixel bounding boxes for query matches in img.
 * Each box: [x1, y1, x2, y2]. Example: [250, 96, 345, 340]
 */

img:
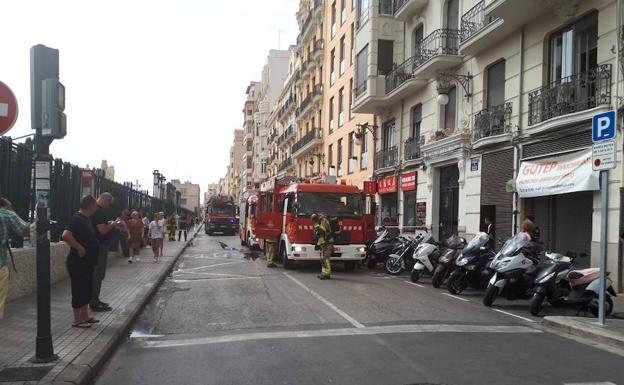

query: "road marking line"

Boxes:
[177, 271, 249, 278]
[283, 272, 365, 329]
[139, 324, 540, 349]
[173, 277, 261, 283]
[564, 383, 617, 385]
[441, 292, 470, 302]
[492, 308, 536, 323]
[403, 280, 424, 288]
[181, 261, 245, 271]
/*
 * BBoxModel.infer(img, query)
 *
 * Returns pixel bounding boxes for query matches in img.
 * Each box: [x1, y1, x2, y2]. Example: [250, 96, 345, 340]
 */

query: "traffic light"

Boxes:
[41, 79, 66, 139]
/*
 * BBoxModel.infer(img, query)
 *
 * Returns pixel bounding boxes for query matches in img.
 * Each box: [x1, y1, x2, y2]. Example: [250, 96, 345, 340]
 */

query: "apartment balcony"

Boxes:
[393, 0, 428, 22]
[313, 39, 324, 62]
[472, 102, 512, 149]
[277, 124, 296, 145]
[527, 65, 611, 133]
[386, 29, 462, 92]
[296, 84, 323, 118]
[278, 157, 293, 172]
[297, 0, 324, 46]
[302, 57, 318, 80]
[292, 128, 322, 158]
[353, 74, 426, 114]
[277, 94, 297, 120]
[403, 138, 422, 162]
[374, 146, 398, 172]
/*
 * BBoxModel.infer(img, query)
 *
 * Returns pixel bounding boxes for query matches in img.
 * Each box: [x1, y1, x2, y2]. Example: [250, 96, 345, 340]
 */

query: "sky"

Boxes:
[0, 0, 298, 196]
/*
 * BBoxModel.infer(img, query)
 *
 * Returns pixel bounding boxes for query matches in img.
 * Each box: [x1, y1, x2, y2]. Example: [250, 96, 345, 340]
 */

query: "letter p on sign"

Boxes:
[592, 110, 616, 142]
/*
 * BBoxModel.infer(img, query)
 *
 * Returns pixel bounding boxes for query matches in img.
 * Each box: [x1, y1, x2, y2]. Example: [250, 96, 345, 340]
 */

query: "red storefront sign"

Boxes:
[401, 172, 417, 191]
[377, 176, 397, 194]
[363, 180, 377, 195]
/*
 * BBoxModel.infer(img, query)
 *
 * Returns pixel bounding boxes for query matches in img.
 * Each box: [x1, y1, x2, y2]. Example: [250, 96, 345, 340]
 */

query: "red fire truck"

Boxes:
[239, 192, 260, 249]
[254, 177, 375, 270]
[205, 195, 238, 235]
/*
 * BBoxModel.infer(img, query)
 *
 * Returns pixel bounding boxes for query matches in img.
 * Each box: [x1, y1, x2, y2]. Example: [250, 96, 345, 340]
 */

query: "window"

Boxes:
[379, 0, 392, 15]
[261, 159, 267, 174]
[548, 12, 597, 82]
[355, 45, 368, 96]
[348, 132, 355, 174]
[337, 138, 343, 176]
[330, 48, 336, 85]
[377, 40, 393, 76]
[341, 0, 347, 24]
[329, 96, 335, 132]
[348, 78, 354, 119]
[246, 140, 252, 151]
[403, 190, 417, 229]
[412, 25, 424, 57]
[486, 60, 506, 108]
[247, 158, 252, 169]
[382, 119, 395, 149]
[443, 86, 457, 130]
[328, 143, 334, 175]
[360, 130, 368, 169]
[339, 36, 346, 75]
[411, 104, 422, 140]
[331, 1, 337, 38]
[445, 0, 459, 29]
[356, 0, 370, 29]
[350, 23, 355, 65]
[338, 87, 345, 127]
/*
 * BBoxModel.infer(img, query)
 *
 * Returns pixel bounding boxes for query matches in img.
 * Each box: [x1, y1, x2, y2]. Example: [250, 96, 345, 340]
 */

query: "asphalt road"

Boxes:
[94, 233, 624, 385]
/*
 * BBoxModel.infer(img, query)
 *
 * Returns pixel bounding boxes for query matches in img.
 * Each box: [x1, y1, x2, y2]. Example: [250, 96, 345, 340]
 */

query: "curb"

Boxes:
[542, 316, 624, 349]
[52, 231, 200, 385]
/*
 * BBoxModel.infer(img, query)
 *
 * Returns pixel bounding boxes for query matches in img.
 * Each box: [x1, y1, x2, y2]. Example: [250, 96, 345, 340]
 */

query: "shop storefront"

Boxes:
[516, 148, 598, 267]
[401, 172, 417, 230]
[377, 175, 398, 225]
[480, 149, 514, 248]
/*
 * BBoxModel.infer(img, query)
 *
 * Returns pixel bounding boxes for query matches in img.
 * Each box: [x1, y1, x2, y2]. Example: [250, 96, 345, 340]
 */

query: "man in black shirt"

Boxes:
[89, 192, 118, 312]
[62, 195, 100, 328]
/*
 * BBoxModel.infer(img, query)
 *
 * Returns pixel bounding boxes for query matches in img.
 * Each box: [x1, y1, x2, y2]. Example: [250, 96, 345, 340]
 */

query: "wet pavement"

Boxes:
[93, 233, 624, 385]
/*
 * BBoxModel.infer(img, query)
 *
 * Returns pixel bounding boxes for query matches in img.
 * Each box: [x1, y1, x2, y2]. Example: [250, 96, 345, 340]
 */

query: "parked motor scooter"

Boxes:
[446, 232, 495, 295]
[531, 264, 617, 317]
[430, 234, 466, 288]
[484, 233, 541, 306]
[385, 234, 422, 275]
[366, 227, 402, 269]
[410, 233, 443, 283]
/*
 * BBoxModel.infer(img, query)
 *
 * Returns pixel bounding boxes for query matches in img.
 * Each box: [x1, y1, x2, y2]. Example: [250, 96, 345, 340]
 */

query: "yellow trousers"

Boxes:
[266, 240, 277, 265]
[0, 266, 9, 320]
[320, 244, 334, 276]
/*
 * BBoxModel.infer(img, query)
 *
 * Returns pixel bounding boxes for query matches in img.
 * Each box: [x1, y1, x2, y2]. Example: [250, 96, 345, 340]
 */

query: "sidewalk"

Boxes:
[543, 294, 624, 349]
[0, 230, 198, 385]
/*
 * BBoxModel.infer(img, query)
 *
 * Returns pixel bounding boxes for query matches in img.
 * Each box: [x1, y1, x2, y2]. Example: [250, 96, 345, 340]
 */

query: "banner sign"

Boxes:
[401, 172, 417, 191]
[377, 176, 397, 195]
[516, 149, 599, 198]
[363, 180, 377, 195]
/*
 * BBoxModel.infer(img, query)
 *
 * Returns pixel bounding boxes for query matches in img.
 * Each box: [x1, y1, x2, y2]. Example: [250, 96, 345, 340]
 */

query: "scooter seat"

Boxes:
[568, 268, 600, 287]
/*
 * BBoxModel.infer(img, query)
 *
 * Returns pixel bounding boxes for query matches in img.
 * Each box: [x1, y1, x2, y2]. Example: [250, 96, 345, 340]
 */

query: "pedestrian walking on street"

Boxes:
[141, 211, 150, 247]
[149, 213, 165, 262]
[128, 211, 144, 262]
[116, 209, 131, 262]
[0, 197, 30, 320]
[62, 195, 100, 328]
[178, 214, 188, 241]
[167, 214, 177, 241]
[312, 213, 334, 280]
[90, 192, 117, 312]
[157, 212, 165, 255]
[265, 238, 277, 268]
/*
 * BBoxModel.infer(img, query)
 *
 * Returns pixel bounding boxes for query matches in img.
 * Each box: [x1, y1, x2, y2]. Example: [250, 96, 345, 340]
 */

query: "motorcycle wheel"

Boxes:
[589, 295, 614, 317]
[410, 269, 422, 283]
[385, 256, 403, 276]
[431, 266, 445, 288]
[483, 284, 499, 307]
[447, 271, 467, 295]
[530, 292, 545, 316]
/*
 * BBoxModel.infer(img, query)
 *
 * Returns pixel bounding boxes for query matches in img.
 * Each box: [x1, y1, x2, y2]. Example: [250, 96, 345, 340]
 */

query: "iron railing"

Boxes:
[528, 64, 612, 126]
[292, 128, 322, 155]
[403, 138, 421, 161]
[379, 0, 393, 15]
[278, 125, 296, 144]
[355, 80, 368, 98]
[474, 102, 512, 140]
[278, 157, 293, 172]
[278, 94, 296, 119]
[374, 146, 398, 169]
[393, 0, 408, 14]
[385, 29, 460, 94]
[356, 1, 370, 29]
[460, 0, 498, 42]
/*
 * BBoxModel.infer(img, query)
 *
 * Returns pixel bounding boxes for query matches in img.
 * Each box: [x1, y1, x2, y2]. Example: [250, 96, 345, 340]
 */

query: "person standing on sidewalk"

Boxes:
[141, 211, 150, 247]
[167, 214, 177, 241]
[312, 214, 333, 280]
[90, 193, 117, 312]
[0, 197, 30, 320]
[128, 211, 144, 263]
[149, 213, 164, 262]
[62, 195, 100, 328]
[177, 214, 188, 242]
[116, 209, 130, 262]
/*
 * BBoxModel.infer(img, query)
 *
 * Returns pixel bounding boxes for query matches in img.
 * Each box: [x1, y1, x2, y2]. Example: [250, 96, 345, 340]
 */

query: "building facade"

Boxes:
[171, 179, 201, 214]
[225, 129, 244, 201]
[352, 0, 623, 289]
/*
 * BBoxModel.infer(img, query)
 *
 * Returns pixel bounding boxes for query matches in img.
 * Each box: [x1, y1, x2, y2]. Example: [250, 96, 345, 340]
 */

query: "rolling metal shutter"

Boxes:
[481, 149, 514, 246]
[522, 130, 592, 159]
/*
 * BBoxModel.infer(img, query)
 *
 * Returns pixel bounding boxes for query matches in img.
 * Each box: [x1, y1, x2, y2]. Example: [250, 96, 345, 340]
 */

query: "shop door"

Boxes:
[439, 165, 459, 239]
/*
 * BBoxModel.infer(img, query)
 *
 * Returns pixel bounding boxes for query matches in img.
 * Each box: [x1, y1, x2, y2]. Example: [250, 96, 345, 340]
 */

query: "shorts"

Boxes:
[66, 257, 94, 309]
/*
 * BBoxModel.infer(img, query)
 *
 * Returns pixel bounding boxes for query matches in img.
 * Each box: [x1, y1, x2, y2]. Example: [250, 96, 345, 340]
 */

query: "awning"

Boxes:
[516, 149, 599, 198]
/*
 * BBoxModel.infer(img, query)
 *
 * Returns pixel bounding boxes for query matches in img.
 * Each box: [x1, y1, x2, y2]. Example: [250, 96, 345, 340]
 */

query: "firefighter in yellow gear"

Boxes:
[312, 214, 334, 280]
[265, 238, 277, 268]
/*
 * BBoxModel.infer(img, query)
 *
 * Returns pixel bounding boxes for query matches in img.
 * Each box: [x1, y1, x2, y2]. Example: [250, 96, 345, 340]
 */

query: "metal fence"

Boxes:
[0, 135, 193, 245]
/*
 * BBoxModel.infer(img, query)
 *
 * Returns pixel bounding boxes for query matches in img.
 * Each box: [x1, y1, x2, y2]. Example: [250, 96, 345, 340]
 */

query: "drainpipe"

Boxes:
[398, 98, 405, 233]
[615, 0, 623, 292]
[512, 25, 526, 236]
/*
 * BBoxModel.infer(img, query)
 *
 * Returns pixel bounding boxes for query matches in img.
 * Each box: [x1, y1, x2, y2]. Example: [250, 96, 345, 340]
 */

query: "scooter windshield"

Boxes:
[499, 233, 531, 257]
[462, 232, 490, 255]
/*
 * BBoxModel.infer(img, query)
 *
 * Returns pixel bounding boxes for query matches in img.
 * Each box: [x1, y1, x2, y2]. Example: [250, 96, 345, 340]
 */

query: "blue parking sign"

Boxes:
[592, 110, 616, 142]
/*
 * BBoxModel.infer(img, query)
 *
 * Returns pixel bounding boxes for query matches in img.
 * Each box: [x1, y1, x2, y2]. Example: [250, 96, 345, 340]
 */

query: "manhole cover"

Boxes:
[0, 366, 53, 382]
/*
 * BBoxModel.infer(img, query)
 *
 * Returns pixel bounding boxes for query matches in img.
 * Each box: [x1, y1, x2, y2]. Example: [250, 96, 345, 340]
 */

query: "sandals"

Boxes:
[86, 317, 100, 324]
[72, 322, 92, 329]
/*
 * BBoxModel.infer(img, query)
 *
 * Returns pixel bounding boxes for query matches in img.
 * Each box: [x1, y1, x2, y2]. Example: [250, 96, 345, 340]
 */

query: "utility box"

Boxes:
[41, 79, 66, 139]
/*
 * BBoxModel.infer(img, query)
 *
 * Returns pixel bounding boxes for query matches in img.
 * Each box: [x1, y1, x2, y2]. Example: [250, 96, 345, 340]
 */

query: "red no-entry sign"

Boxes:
[0, 81, 18, 136]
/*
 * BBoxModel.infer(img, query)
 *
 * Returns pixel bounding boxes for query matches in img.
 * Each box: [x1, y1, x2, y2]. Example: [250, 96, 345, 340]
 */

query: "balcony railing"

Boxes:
[314, 39, 324, 53]
[355, 80, 367, 98]
[374, 146, 398, 170]
[278, 124, 295, 144]
[474, 102, 512, 140]
[379, 0, 393, 15]
[528, 64, 612, 126]
[460, 0, 498, 42]
[385, 29, 460, 94]
[278, 157, 293, 172]
[292, 128, 322, 154]
[393, 0, 408, 13]
[278, 94, 296, 119]
[403, 138, 421, 161]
